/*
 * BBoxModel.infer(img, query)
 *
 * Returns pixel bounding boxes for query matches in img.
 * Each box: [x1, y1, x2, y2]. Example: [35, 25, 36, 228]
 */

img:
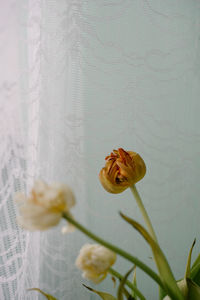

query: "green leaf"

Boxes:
[83, 284, 117, 300]
[117, 267, 135, 300]
[187, 278, 200, 299]
[185, 239, 196, 279]
[162, 279, 200, 300]
[173, 240, 198, 296]
[27, 288, 57, 300]
[120, 212, 184, 300]
[191, 250, 200, 285]
[132, 267, 137, 300]
[159, 287, 166, 300]
[191, 252, 200, 273]
[191, 263, 200, 285]
[109, 267, 146, 300]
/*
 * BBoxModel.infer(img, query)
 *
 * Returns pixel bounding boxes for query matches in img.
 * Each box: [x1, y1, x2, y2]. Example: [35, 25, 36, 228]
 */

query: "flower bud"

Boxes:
[75, 244, 116, 283]
[99, 148, 146, 194]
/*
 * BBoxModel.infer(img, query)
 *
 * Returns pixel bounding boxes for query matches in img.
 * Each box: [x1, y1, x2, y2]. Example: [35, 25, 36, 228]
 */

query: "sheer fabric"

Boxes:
[0, 1, 85, 299]
[0, 1, 40, 299]
[0, 1, 200, 300]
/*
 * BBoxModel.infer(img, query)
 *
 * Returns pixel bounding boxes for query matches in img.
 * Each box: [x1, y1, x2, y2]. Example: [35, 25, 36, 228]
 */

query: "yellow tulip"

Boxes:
[99, 148, 146, 193]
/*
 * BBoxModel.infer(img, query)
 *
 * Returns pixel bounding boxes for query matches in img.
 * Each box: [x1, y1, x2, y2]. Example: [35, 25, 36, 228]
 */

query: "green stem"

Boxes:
[130, 185, 157, 242]
[109, 268, 146, 300]
[62, 213, 164, 289]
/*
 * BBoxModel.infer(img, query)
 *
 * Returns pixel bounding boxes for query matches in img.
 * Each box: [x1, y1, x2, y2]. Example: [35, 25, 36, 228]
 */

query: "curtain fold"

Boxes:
[0, 1, 41, 298]
[1, 0, 86, 299]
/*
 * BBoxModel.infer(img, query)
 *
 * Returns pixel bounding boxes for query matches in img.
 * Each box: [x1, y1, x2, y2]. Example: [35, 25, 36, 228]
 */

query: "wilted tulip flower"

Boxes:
[15, 180, 75, 231]
[99, 148, 146, 193]
[75, 244, 116, 283]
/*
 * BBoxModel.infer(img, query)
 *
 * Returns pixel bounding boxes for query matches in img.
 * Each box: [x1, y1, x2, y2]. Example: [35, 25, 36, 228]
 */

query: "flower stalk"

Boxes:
[130, 184, 157, 242]
[62, 212, 164, 289]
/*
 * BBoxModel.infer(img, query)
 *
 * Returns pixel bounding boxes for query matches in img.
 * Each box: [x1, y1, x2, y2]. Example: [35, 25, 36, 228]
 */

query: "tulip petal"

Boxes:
[15, 180, 75, 231]
[99, 149, 146, 194]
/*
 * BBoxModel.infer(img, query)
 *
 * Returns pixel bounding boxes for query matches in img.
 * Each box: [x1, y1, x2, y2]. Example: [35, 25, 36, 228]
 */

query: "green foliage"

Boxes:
[191, 264, 200, 286]
[185, 239, 196, 279]
[28, 288, 57, 300]
[83, 284, 117, 300]
[117, 267, 135, 300]
[120, 212, 184, 300]
[187, 278, 200, 299]
[191, 252, 200, 286]
[132, 267, 137, 300]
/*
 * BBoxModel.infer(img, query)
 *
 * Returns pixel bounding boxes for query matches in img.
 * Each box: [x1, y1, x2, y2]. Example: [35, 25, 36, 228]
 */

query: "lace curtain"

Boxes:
[1, 1, 200, 299]
[0, 1, 86, 299]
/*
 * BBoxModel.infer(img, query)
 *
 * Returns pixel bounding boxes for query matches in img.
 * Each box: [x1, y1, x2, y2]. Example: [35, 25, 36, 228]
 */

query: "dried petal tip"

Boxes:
[99, 148, 146, 194]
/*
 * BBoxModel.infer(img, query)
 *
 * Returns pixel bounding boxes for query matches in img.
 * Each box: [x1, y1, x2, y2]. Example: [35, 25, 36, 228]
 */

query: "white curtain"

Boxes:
[0, 0, 86, 299]
[1, 1, 200, 299]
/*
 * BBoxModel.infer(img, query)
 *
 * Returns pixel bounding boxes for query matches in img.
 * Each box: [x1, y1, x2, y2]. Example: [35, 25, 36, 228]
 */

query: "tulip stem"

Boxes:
[130, 185, 157, 242]
[62, 213, 164, 290]
[108, 267, 146, 300]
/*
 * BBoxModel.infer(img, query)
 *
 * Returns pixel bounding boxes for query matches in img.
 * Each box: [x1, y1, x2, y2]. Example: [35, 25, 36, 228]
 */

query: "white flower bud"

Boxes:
[75, 244, 116, 283]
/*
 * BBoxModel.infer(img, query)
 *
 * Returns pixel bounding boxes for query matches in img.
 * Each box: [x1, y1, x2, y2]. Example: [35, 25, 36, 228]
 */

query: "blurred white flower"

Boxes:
[75, 244, 116, 283]
[15, 180, 75, 231]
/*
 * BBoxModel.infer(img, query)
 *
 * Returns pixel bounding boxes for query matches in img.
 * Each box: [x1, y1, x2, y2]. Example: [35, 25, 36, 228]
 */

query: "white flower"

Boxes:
[15, 180, 75, 231]
[75, 244, 116, 283]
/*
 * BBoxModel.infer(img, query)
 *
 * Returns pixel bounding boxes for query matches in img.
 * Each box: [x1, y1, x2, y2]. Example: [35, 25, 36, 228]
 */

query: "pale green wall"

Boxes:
[83, 1, 200, 299]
